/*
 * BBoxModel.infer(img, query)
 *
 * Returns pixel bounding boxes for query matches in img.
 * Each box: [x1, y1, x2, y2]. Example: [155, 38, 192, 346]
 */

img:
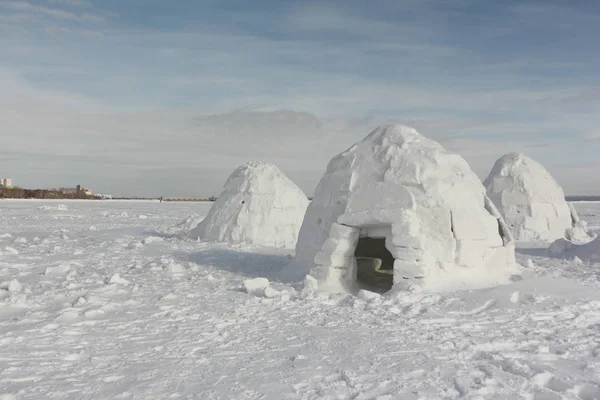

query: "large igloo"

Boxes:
[295, 125, 518, 294]
[484, 153, 590, 242]
[189, 162, 309, 249]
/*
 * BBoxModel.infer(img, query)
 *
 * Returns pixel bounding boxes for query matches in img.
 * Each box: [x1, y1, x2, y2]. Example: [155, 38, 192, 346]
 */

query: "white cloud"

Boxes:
[48, 0, 92, 7]
[0, 0, 79, 20]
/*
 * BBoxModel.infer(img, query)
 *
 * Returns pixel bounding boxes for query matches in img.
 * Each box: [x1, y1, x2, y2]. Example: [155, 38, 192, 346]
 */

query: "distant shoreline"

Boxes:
[1, 197, 599, 203]
[565, 196, 600, 202]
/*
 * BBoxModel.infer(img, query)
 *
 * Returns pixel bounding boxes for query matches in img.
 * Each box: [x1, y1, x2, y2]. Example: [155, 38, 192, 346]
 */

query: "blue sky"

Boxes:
[1, 0, 600, 196]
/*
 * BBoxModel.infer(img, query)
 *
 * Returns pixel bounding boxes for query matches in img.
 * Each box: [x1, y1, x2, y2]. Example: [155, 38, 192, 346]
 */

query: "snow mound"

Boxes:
[548, 235, 600, 262]
[189, 162, 309, 248]
[295, 125, 517, 293]
[157, 214, 205, 237]
[485, 153, 591, 242]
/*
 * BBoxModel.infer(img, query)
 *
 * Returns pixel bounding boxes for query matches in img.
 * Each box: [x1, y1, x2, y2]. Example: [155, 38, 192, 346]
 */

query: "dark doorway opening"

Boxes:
[354, 237, 394, 293]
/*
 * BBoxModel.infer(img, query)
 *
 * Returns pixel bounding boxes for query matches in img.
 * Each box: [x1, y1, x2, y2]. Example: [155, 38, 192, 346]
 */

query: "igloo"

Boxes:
[484, 153, 590, 242]
[189, 162, 309, 249]
[295, 125, 517, 294]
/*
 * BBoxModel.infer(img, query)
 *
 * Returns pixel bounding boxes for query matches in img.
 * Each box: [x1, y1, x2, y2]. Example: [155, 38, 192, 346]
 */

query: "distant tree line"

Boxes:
[0, 188, 95, 200]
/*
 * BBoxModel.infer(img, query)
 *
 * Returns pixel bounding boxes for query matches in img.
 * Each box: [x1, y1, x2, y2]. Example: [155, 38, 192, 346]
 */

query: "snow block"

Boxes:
[242, 278, 270, 296]
[329, 223, 360, 241]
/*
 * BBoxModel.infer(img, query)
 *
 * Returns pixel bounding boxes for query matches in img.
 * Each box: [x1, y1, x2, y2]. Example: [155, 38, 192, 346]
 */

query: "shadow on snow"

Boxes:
[174, 247, 307, 284]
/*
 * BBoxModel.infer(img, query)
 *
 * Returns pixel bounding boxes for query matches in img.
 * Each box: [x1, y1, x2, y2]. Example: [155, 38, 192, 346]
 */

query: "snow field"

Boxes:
[0, 199, 599, 399]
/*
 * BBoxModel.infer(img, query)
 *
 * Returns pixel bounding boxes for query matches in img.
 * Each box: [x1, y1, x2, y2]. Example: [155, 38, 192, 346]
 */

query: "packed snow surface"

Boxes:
[189, 161, 308, 248]
[296, 125, 517, 293]
[1, 199, 600, 399]
[485, 153, 590, 242]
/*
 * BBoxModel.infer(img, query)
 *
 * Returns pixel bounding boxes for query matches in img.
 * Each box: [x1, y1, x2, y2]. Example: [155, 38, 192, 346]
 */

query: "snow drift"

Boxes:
[484, 153, 590, 242]
[189, 161, 308, 248]
[295, 125, 518, 293]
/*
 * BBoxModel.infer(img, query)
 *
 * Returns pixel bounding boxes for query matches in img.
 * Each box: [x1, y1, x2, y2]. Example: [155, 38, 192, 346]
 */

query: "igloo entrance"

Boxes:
[354, 236, 394, 293]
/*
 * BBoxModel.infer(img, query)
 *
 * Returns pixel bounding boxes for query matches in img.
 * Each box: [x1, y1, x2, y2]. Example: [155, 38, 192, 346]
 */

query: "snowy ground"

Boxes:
[1, 200, 600, 400]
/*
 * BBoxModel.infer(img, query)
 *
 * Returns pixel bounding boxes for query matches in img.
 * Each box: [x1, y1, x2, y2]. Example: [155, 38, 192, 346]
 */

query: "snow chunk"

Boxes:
[295, 125, 517, 294]
[142, 236, 164, 244]
[38, 204, 68, 211]
[300, 275, 319, 299]
[189, 162, 309, 249]
[45, 262, 73, 277]
[242, 277, 270, 296]
[108, 273, 130, 286]
[485, 153, 591, 242]
[13, 237, 27, 245]
[3, 246, 19, 255]
[163, 261, 187, 278]
[357, 289, 382, 303]
[0, 279, 22, 293]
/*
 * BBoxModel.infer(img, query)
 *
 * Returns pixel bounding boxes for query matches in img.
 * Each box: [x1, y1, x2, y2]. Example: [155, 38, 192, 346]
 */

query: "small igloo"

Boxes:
[484, 153, 589, 242]
[295, 125, 517, 294]
[189, 162, 309, 248]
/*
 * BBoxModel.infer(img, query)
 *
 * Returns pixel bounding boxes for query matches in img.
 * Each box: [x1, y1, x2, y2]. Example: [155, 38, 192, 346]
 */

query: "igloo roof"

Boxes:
[296, 125, 516, 292]
[190, 161, 309, 248]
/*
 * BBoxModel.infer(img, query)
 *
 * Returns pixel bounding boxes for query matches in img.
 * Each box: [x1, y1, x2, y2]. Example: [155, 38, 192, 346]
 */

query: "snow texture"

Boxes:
[189, 161, 309, 248]
[1, 199, 600, 399]
[485, 153, 591, 242]
[295, 125, 518, 293]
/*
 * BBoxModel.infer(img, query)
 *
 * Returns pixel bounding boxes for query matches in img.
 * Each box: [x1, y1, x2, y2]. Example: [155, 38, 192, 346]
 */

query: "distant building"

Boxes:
[0, 178, 13, 189]
[58, 185, 92, 196]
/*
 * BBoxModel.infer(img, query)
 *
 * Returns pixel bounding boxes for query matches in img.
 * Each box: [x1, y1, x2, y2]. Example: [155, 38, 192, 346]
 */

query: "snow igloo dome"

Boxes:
[484, 153, 590, 243]
[189, 161, 309, 249]
[295, 125, 518, 294]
